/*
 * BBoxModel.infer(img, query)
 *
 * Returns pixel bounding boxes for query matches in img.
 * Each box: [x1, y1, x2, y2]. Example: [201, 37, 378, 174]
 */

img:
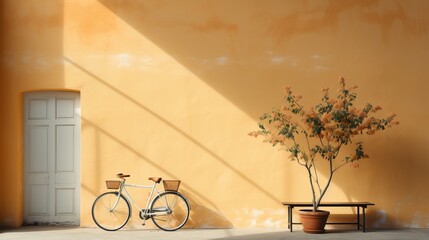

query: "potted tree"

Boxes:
[249, 77, 398, 233]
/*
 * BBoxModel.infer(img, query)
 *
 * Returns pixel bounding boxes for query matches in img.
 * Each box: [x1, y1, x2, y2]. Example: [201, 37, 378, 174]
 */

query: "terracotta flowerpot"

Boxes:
[299, 209, 330, 234]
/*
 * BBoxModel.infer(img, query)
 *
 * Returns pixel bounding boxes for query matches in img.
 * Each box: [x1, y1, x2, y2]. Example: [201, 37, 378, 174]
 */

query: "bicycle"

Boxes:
[91, 173, 190, 231]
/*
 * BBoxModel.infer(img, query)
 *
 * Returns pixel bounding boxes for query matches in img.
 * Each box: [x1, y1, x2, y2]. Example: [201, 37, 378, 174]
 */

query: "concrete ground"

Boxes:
[1, 226, 429, 240]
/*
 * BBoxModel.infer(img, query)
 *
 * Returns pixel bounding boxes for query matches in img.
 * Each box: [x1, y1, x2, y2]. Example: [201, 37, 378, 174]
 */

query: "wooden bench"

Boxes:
[282, 202, 375, 232]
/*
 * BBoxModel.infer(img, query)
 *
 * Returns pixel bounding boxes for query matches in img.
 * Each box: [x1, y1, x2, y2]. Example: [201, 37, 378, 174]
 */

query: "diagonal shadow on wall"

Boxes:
[64, 57, 281, 204]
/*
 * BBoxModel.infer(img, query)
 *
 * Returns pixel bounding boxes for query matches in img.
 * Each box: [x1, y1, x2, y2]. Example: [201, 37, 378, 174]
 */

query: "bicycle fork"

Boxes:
[109, 183, 127, 212]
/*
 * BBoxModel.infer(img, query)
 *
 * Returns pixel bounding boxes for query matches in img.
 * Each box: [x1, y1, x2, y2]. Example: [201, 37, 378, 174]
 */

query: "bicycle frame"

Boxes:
[111, 180, 169, 224]
[92, 175, 191, 231]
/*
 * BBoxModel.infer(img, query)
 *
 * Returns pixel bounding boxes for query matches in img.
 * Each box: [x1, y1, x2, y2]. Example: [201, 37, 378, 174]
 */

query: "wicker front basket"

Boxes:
[106, 180, 121, 189]
[163, 180, 181, 191]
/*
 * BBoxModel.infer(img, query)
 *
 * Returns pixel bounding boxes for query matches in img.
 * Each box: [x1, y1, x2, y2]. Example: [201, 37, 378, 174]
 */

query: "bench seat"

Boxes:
[282, 202, 375, 232]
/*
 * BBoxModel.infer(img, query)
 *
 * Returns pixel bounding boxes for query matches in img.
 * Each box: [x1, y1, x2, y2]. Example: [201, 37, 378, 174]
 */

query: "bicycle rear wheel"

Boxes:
[92, 192, 131, 231]
[150, 191, 190, 231]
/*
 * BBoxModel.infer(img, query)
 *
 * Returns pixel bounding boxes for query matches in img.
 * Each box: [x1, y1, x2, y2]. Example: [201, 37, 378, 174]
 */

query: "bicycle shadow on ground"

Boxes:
[181, 189, 233, 229]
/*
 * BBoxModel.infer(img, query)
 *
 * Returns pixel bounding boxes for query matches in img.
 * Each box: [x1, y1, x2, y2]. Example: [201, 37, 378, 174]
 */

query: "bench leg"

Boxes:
[288, 206, 293, 232]
[357, 206, 360, 230]
[363, 207, 366, 232]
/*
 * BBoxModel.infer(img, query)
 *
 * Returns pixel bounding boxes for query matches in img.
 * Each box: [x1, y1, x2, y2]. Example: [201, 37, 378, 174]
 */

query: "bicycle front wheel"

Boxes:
[150, 191, 190, 231]
[92, 192, 131, 231]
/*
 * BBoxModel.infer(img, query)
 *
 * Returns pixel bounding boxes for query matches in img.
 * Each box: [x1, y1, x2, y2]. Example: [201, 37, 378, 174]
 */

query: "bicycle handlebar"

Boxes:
[117, 173, 130, 178]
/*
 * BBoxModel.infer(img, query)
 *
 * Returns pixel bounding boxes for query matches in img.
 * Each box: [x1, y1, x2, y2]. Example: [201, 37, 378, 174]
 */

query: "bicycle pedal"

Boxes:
[142, 222, 145, 226]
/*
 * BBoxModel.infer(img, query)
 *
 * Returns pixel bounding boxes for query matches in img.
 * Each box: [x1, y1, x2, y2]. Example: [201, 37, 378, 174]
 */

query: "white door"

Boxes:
[23, 92, 80, 225]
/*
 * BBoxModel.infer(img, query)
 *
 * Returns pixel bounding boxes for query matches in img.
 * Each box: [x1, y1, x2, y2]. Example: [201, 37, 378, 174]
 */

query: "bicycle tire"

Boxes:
[150, 191, 190, 231]
[92, 192, 131, 231]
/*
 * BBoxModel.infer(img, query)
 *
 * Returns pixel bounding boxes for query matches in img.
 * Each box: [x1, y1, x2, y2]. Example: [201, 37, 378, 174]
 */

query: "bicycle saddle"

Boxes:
[148, 177, 162, 183]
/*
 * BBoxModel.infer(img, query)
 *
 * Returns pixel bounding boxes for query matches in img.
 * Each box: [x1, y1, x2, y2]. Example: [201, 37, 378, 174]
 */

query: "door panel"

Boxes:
[56, 188, 75, 215]
[24, 92, 80, 225]
[29, 185, 49, 215]
[28, 126, 49, 173]
[56, 125, 74, 172]
[28, 99, 48, 119]
[56, 99, 75, 118]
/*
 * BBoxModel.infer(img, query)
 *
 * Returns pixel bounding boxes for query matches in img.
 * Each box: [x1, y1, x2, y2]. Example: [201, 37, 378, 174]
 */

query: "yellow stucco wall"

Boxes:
[1, 0, 428, 229]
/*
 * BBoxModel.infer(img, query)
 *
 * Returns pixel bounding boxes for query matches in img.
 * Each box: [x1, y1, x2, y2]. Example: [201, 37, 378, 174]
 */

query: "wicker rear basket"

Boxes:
[106, 180, 121, 189]
[163, 180, 181, 191]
